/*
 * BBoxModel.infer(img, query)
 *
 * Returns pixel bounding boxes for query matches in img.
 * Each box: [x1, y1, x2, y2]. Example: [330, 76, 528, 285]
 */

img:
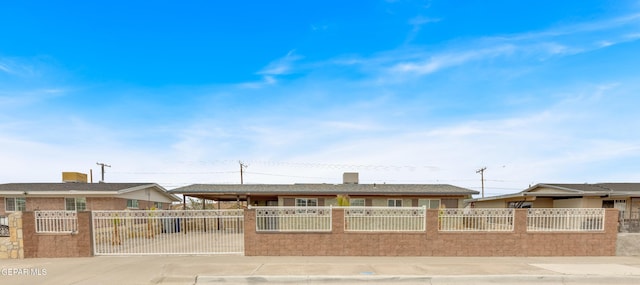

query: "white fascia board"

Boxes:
[2, 191, 118, 196]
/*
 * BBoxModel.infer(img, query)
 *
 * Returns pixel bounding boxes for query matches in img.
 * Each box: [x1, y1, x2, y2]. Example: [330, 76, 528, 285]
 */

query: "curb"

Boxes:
[195, 274, 640, 284]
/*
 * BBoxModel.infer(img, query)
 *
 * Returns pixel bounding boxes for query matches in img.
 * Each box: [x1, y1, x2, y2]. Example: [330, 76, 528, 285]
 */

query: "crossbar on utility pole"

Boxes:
[476, 167, 487, 198]
[96, 162, 111, 183]
[239, 161, 248, 184]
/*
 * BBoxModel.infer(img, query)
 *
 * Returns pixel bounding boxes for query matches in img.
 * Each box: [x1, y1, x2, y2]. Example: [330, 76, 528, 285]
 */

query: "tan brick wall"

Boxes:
[1, 197, 172, 212]
[244, 208, 619, 257]
[86, 198, 170, 210]
[27, 197, 66, 211]
[0, 198, 6, 216]
[22, 212, 93, 258]
[87, 197, 126, 210]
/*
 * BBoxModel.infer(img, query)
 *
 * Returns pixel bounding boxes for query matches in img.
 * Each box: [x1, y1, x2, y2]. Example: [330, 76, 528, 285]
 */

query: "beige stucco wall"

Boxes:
[473, 200, 505, 208]
[553, 198, 584, 208]
[370, 198, 413, 207]
[584, 197, 603, 208]
[532, 198, 554, 208]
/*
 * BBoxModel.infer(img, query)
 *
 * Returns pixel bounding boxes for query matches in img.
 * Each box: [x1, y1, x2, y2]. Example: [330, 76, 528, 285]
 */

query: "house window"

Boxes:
[127, 199, 139, 209]
[65, 197, 87, 211]
[350, 199, 365, 207]
[295, 198, 317, 207]
[154, 202, 163, 209]
[418, 199, 440, 209]
[507, 201, 532, 208]
[295, 198, 318, 214]
[387, 199, 402, 207]
[5, 197, 26, 212]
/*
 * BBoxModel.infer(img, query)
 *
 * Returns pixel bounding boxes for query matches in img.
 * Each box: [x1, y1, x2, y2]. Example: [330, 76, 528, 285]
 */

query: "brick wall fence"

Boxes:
[21, 212, 93, 258]
[244, 208, 619, 256]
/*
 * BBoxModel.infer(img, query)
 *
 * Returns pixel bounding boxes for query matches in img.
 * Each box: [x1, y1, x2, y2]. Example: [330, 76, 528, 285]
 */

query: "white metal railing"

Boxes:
[439, 208, 514, 232]
[253, 206, 332, 232]
[527, 208, 605, 232]
[344, 206, 426, 232]
[35, 211, 78, 233]
[92, 210, 244, 255]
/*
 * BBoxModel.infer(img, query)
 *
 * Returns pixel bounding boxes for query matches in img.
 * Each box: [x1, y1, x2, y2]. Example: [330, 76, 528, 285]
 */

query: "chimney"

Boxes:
[343, 172, 359, 184]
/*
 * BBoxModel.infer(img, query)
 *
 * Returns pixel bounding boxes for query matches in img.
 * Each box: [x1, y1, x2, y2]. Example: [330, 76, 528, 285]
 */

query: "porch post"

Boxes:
[202, 198, 207, 232]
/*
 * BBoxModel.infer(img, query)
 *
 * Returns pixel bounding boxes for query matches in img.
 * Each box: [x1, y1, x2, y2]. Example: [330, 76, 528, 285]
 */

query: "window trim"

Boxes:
[387, 199, 403, 207]
[65, 197, 87, 211]
[350, 198, 365, 207]
[295, 198, 318, 207]
[5, 197, 26, 212]
[127, 199, 139, 209]
[418, 199, 440, 209]
[295, 198, 318, 214]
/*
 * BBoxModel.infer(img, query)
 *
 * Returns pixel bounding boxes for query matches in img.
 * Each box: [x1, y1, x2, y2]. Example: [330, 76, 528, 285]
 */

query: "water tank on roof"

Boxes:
[62, 172, 88, 183]
[343, 172, 359, 184]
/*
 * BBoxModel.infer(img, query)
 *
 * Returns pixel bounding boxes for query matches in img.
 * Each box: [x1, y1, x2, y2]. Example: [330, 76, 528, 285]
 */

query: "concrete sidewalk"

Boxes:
[2, 256, 640, 284]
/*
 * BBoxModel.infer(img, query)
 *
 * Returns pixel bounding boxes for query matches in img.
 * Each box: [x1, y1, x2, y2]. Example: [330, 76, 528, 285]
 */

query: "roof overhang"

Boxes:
[119, 183, 182, 202]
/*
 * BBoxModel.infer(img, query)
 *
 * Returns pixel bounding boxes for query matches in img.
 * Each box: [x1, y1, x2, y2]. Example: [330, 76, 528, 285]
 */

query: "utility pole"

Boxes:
[476, 167, 487, 198]
[96, 162, 111, 183]
[239, 161, 248, 184]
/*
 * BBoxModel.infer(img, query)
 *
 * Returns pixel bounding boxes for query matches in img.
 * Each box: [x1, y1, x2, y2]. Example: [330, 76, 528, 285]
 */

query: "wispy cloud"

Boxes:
[389, 44, 515, 75]
[320, 12, 640, 83]
[0, 63, 12, 74]
[258, 50, 302, 76]
[239, 50, 303, 89]
[405, 15, 440, 43]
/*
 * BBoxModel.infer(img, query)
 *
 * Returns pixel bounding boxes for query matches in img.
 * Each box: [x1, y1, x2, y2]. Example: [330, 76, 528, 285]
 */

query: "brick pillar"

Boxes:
[513, 209, 528, 255]
[605, 208, 619, 233]
[514, 209, 527, 234]
[77, 212, 94, 257]
[21, 212, 35, 258]
[244, 209, 256, 256]
[332, 208, 344, 234]
[426, 209, 439, 237]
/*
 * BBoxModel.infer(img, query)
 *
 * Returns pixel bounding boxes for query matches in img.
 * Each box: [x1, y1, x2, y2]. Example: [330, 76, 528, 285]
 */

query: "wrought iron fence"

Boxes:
[438, 208, 515, 232]
[0, 216, 8, 237]
[619, 211, 640, 233]
[92, 210, 244, 255]
[254, 206, 332, 232]
[35, 211, 78, 233]
[344, 206, 426, 232]
[527, 208, 604, 232]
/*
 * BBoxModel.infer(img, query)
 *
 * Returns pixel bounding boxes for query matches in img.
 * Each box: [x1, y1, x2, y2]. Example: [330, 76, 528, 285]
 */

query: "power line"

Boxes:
[111, 171, 236, 175]
[244, 171, 335, 181]
[174, 160, 440, 171]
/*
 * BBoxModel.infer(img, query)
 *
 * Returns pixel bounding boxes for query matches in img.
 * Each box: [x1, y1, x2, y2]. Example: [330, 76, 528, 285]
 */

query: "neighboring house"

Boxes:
[0, 182, 181, 215]
[467, 183, 640, 216]
[170, 173, 478, 209]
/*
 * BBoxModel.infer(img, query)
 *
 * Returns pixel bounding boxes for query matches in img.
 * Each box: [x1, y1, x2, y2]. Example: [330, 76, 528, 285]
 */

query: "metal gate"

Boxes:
[91, 210, 244, 255]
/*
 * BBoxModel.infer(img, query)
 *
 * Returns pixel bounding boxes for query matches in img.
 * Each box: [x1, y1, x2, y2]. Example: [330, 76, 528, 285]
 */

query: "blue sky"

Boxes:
[1, 0, 640, 195]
